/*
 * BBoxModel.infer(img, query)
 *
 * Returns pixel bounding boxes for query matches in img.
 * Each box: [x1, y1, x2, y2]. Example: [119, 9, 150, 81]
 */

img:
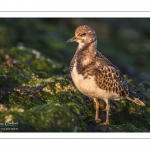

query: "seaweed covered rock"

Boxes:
[0, 60, 95, 132]
[0, 102, 87, 132]
[0, 47, 63, 76]
[0, 58, 150, 132]
[110, 123, 149, 132]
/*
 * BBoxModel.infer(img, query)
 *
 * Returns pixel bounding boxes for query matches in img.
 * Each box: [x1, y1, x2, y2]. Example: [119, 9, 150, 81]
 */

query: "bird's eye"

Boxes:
[82, 33, 86, 36]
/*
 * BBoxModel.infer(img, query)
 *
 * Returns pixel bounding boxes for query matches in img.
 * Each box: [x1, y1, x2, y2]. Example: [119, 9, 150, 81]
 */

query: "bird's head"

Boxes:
[67, 25, 97, 45]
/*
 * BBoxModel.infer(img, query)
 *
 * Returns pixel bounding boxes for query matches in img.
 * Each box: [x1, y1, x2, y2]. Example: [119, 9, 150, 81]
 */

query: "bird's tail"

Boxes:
[126, 89, 145, 106]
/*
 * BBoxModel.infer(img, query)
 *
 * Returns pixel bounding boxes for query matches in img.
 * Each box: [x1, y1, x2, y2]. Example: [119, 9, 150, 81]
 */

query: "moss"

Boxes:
[0, 102, 87, 132]
[1, 47, 63, 76]
[0, 53, 150, 132]
[110, 123, 149, 132]
[1, 46, 150, 132]
[138, 81, 150, 97]
[0, 59, 93, 131]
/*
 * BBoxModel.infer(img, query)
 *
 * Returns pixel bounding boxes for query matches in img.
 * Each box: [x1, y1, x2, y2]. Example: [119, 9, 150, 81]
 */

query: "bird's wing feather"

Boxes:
[95, 51, 145, 106]
[95, 51, 129, 96]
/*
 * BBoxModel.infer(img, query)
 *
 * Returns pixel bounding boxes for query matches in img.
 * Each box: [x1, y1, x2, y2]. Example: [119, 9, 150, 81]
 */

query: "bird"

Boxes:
[67, 25, 145, 125]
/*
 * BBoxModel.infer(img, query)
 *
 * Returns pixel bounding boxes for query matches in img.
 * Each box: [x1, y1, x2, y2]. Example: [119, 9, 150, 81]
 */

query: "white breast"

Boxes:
[71, 62, 120, 101]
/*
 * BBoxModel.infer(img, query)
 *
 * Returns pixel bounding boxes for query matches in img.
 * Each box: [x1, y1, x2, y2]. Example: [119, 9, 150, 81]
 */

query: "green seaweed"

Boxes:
[0, 102, 87, 132]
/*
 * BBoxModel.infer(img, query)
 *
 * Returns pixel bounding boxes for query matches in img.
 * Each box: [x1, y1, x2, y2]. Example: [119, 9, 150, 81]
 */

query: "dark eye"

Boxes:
[82, 33, 86, 36]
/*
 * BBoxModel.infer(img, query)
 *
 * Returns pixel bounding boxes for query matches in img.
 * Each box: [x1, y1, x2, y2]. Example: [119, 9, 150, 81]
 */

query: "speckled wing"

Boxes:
[95, 51, 145, 106]
[95, 51, 129, 97]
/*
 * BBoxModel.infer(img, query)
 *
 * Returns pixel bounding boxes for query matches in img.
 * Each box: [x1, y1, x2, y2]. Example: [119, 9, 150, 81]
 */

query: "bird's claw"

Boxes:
[95, 119, 101, 124]
[100, 121, 109, 126]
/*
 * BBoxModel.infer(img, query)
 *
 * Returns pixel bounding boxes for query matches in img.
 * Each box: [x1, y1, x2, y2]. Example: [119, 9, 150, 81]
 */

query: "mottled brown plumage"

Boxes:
[67, 25, 145, 125]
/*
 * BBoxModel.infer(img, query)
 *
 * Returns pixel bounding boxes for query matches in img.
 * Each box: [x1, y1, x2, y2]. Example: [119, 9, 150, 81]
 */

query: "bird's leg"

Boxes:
[93, 98, 101, 123]
[102, 100, 110, 125]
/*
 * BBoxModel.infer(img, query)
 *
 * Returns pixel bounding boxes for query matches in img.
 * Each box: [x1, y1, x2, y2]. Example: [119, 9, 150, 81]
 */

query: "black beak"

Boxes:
[67, 36, 76, 43]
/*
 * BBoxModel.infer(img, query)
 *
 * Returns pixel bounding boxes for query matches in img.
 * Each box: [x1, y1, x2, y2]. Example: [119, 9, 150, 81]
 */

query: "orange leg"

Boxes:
[102, 100, 110, 125]
[93, 98, 101, 122]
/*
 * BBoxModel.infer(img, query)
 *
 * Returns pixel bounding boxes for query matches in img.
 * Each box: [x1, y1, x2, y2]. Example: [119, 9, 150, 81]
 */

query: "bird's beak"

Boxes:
[67, 36, 76, 43]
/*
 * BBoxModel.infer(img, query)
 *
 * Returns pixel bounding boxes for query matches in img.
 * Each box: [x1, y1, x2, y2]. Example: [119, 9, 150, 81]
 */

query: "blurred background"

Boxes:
[0, 18, 150, 81]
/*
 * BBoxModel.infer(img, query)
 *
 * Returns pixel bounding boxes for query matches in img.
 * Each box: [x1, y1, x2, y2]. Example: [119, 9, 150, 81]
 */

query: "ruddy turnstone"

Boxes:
[67, 25, 145, 125]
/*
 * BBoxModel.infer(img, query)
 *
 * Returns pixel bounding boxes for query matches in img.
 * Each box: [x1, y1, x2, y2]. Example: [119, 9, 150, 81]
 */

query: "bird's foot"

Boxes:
[95, 119, 101, 124]
[100, 121, 109, 126]
[88, 119, 101, 125]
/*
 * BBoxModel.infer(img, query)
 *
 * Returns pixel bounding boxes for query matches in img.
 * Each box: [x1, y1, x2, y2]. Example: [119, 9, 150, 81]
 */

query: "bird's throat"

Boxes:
[77, 41, 97, 52]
